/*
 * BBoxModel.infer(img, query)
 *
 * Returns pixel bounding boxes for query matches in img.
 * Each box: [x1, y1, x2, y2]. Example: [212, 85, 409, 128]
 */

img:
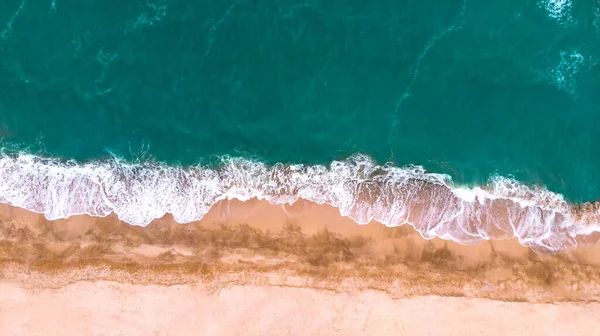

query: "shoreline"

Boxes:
[2, 198, 600, 334]
[1, 198, 600, 301]
[1, 153, 599, 254]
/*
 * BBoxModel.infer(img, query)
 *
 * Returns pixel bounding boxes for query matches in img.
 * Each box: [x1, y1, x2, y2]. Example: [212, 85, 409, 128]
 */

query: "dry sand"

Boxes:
[1, 199, 600, 335]
[3, 282, 600, 336]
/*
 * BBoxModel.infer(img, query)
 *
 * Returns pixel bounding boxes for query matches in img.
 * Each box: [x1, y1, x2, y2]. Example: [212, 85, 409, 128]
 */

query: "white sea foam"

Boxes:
[1, 0, 27, 40]
[205, 0, 246, 56]
[539, 0, 573, 25]
[126, 1, 167, 32]
[0, 153, 597, 253]
[552, 50, 584, 93]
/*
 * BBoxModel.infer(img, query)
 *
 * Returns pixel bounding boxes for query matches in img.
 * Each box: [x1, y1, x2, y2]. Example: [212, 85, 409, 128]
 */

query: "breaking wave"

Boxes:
[0, 152, 599, 253]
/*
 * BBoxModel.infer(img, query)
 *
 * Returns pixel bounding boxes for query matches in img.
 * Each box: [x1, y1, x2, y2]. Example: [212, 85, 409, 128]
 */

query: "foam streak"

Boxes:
[1, 0, 27, 41]
[389, 0, 469, 157]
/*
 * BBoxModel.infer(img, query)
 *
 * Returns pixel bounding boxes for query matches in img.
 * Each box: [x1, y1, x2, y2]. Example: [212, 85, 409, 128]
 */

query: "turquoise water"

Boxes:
[1, 0, 600, 251]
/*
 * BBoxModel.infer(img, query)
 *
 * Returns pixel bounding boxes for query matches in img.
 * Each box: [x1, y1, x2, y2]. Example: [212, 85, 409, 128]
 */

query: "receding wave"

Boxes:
[0, 153, 598, 253]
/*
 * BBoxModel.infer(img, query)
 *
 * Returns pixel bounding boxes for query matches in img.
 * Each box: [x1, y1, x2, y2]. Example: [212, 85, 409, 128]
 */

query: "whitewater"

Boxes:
[0, 152, 598, 253]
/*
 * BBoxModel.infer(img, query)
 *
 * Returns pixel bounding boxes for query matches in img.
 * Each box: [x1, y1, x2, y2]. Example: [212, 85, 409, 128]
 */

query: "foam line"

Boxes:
[0, 152, 598, 253]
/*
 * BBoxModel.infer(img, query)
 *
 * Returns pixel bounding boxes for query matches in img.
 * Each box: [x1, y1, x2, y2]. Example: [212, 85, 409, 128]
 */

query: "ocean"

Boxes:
[0, 0, 599, 252]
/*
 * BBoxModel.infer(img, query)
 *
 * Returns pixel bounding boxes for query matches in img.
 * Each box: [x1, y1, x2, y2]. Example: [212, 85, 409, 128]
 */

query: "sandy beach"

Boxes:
[1, 198, 600, 335]
[4, 282, 600, 336]
[2, 0, 599, 334]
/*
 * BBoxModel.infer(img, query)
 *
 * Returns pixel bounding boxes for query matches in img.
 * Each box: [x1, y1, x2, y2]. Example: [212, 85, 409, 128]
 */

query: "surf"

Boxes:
[0, 152, 598, 253]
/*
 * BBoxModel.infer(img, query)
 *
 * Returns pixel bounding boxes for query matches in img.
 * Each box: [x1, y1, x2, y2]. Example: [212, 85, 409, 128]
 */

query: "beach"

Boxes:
[1, 198, 600, 335]
[2, 0, 600, 334]
[3, 282, 600, 336]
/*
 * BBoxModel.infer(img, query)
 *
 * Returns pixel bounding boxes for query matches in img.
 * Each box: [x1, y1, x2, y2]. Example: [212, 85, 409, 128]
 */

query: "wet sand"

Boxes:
[1, 199, 600, 335]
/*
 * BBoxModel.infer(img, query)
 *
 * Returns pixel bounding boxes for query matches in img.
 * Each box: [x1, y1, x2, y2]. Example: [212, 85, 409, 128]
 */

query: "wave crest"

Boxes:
[0, 153, 598, 253]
